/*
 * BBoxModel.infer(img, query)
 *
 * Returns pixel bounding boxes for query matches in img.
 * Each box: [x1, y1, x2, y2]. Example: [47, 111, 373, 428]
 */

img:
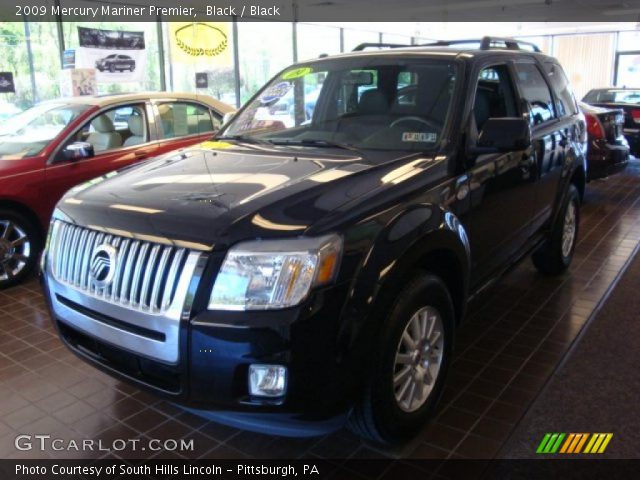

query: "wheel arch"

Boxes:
[0, 199, 45, 237]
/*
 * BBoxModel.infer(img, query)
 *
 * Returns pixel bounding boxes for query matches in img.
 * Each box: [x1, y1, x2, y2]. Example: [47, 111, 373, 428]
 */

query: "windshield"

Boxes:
[583, 89, 640, 105]
[0, 103, 89, 159]
[222, 57, 459, 152]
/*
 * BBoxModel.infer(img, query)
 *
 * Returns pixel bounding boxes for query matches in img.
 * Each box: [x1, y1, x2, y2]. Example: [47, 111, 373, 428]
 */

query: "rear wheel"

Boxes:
[348, 272, 454, 443]
[0, 210, 41, 289]
[532, 184, 580, 275]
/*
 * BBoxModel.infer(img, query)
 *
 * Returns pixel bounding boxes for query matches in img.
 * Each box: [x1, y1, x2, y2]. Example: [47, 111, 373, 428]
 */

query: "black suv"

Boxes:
[42, 37, 586, 443]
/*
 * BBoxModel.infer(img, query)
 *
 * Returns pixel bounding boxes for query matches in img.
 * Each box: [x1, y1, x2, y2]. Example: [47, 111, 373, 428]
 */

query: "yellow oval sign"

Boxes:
[281, 67, 313, 80]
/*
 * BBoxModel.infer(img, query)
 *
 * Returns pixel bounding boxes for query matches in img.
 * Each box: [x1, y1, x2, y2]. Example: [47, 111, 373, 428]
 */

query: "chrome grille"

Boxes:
[50, 222, 190, 314]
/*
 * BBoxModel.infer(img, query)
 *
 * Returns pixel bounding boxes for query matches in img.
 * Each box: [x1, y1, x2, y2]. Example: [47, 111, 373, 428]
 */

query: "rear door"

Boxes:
[513, 61, 566, 233]
[45, 102, 158, 203]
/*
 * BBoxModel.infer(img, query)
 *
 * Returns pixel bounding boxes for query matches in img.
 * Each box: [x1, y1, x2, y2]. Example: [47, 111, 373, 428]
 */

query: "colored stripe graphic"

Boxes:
[537, 433, 613, 454]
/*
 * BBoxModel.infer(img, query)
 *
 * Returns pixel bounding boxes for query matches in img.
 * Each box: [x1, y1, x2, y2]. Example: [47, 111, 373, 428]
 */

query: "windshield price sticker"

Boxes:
[281, 67, 313, 80]
[260, 81, 292, 104]
[402, 132, 437, 142]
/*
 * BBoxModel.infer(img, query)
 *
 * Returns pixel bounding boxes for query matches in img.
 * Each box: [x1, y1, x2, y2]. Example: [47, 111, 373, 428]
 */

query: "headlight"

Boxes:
[208, 234, 342, 310]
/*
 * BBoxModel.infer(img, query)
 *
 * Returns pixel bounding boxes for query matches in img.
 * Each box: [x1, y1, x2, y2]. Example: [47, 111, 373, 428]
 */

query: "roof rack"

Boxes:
[423, 36, 541, 52]
[352, 42, 411, 52]
[351, 36, 541, 54]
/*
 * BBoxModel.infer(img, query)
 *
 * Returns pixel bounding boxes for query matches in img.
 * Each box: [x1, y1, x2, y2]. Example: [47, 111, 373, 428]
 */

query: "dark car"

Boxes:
[582, 88, 640, 157]
[96, 54, 136, 73]
[579, 101, 629, 180]
[42, 37, 586, 443]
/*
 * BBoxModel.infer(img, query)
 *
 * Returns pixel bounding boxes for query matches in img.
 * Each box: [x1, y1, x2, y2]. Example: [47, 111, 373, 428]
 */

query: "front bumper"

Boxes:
[42, 261, 356, 431]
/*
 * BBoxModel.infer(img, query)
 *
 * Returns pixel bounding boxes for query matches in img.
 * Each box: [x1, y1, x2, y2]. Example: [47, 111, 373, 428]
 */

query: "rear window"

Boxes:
[583, 89, 640, 105]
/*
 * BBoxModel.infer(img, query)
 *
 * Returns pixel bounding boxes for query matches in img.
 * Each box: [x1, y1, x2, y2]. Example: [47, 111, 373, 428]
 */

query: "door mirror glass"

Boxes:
[477, 118, 531, 151]
[63, 141, 94, 160]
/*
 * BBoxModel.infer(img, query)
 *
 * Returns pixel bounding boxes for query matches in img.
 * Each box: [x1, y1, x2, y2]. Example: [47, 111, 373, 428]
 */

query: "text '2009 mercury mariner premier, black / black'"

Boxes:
[42, 37, 587, 443]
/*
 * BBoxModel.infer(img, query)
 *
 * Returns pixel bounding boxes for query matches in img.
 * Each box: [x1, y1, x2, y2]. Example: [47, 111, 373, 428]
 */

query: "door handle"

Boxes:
[134, 151, 149, 158]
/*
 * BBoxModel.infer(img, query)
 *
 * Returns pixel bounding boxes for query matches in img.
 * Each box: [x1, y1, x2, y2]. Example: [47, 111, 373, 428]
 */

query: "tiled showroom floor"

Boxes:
[1, 159, 639, 469]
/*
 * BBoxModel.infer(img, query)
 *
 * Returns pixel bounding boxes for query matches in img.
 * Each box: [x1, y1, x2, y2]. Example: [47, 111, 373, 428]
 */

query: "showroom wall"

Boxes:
[1, 18, 639, 112]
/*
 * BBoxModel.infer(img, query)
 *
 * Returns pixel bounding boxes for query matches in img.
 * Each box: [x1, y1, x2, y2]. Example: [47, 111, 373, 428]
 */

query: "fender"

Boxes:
[335, 204, 471, 356]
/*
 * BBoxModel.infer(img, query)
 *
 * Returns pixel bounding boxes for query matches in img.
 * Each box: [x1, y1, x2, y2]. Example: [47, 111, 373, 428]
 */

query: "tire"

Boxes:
[0, 209, 41, 289]
[348, 272, 455, 444]
[532, 184, 580, 275]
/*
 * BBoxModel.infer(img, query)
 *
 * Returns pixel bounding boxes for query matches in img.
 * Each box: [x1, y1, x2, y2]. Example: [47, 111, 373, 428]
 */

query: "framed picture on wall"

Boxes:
[615, 51, 640, 88]
[0, 72, 15, 93]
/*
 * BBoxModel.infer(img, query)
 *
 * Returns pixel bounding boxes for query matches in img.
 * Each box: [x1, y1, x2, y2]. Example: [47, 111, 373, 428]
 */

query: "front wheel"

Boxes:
[0, 210, 41, 289]
[348, 273, 454, 444]
[532, 184, 580, 275]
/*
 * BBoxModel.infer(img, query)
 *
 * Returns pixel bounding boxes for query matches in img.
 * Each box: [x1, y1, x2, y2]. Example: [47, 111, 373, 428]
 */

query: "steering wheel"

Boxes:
[390, 116, 441, 130]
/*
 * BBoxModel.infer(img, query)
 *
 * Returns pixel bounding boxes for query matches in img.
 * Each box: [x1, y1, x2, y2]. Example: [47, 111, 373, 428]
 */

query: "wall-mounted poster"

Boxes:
[0, 72, 15, 93]
[196, 72, 208, 88]
[62, 49, 76, 69]
[169, 22, 231, 66]
[75, 27, 146, 83]
[60, 68, 97, 97]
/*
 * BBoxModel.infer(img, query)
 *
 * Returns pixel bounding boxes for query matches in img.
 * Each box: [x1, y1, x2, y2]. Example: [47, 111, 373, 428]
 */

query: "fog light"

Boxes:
[249, 365, 287, 397]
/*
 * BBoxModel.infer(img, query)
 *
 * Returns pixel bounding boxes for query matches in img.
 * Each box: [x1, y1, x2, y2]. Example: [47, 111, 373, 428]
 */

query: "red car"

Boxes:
[0, 92, 234, 288]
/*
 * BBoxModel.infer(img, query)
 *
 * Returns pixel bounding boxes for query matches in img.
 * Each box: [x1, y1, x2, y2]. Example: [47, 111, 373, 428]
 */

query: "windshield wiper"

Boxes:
[268, 138, 364, 155]
[215, 135, 272, 146]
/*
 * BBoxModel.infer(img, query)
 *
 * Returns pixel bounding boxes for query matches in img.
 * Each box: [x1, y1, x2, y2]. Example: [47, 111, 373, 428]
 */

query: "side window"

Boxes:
[473, 65, 518, 131]
[71, 103, 147, 154]
[514, 63, 556, 126]
[544, 62, 579, 117]
[157, 102, 216, 138]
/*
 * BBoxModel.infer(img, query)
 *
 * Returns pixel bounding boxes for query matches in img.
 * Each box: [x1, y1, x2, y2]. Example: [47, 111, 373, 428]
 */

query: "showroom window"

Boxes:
[514, 63, 556, 126]
[156, 101, 220, 138]
[296, 23, 342, 62]
[237, 22, 294, 103]
[343, 28, 379, 52]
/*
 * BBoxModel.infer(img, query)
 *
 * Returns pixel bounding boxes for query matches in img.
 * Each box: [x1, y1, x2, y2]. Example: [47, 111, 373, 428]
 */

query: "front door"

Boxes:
[44, 103, 157, 210]
[465, 62, 537, 287]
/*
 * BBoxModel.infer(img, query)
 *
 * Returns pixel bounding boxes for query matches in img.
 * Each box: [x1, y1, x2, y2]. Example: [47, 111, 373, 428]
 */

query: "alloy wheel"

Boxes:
[393, 305, 444, 413]
[561, 200, 577, 258]
[0, 220, 31, 283]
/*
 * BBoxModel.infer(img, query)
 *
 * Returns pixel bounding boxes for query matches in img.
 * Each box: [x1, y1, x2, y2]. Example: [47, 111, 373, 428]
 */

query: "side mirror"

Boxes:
[222, 112, 235, 125]
[477, 118, 531, 152]
[63, 142, 94, 161]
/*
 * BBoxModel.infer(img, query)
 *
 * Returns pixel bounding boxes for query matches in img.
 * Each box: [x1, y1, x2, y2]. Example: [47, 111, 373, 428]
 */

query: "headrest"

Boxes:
[128, 115, 144, 136]
[92, 114, 115, 133]
[358, 90, 388, 115]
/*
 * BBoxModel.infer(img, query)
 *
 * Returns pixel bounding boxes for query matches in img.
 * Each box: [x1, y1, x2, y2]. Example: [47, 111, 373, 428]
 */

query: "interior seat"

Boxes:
[87, 115, 122, 151]
[123, 115, 145, 146]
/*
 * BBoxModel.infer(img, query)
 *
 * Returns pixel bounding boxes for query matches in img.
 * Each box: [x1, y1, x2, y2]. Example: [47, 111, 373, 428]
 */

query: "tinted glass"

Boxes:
[515, 63, 556, 125]
[544, 62, 578, 116]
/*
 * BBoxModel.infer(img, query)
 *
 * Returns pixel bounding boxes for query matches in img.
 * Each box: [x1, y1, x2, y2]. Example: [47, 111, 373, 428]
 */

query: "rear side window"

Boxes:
[157, 102, 221, 138]
[544, 62, 578, 117]
[514, 63, 556, 126]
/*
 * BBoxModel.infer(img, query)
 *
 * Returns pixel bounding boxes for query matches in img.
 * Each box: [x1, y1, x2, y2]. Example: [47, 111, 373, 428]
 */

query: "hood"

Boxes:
[55, 141, 433, 250]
